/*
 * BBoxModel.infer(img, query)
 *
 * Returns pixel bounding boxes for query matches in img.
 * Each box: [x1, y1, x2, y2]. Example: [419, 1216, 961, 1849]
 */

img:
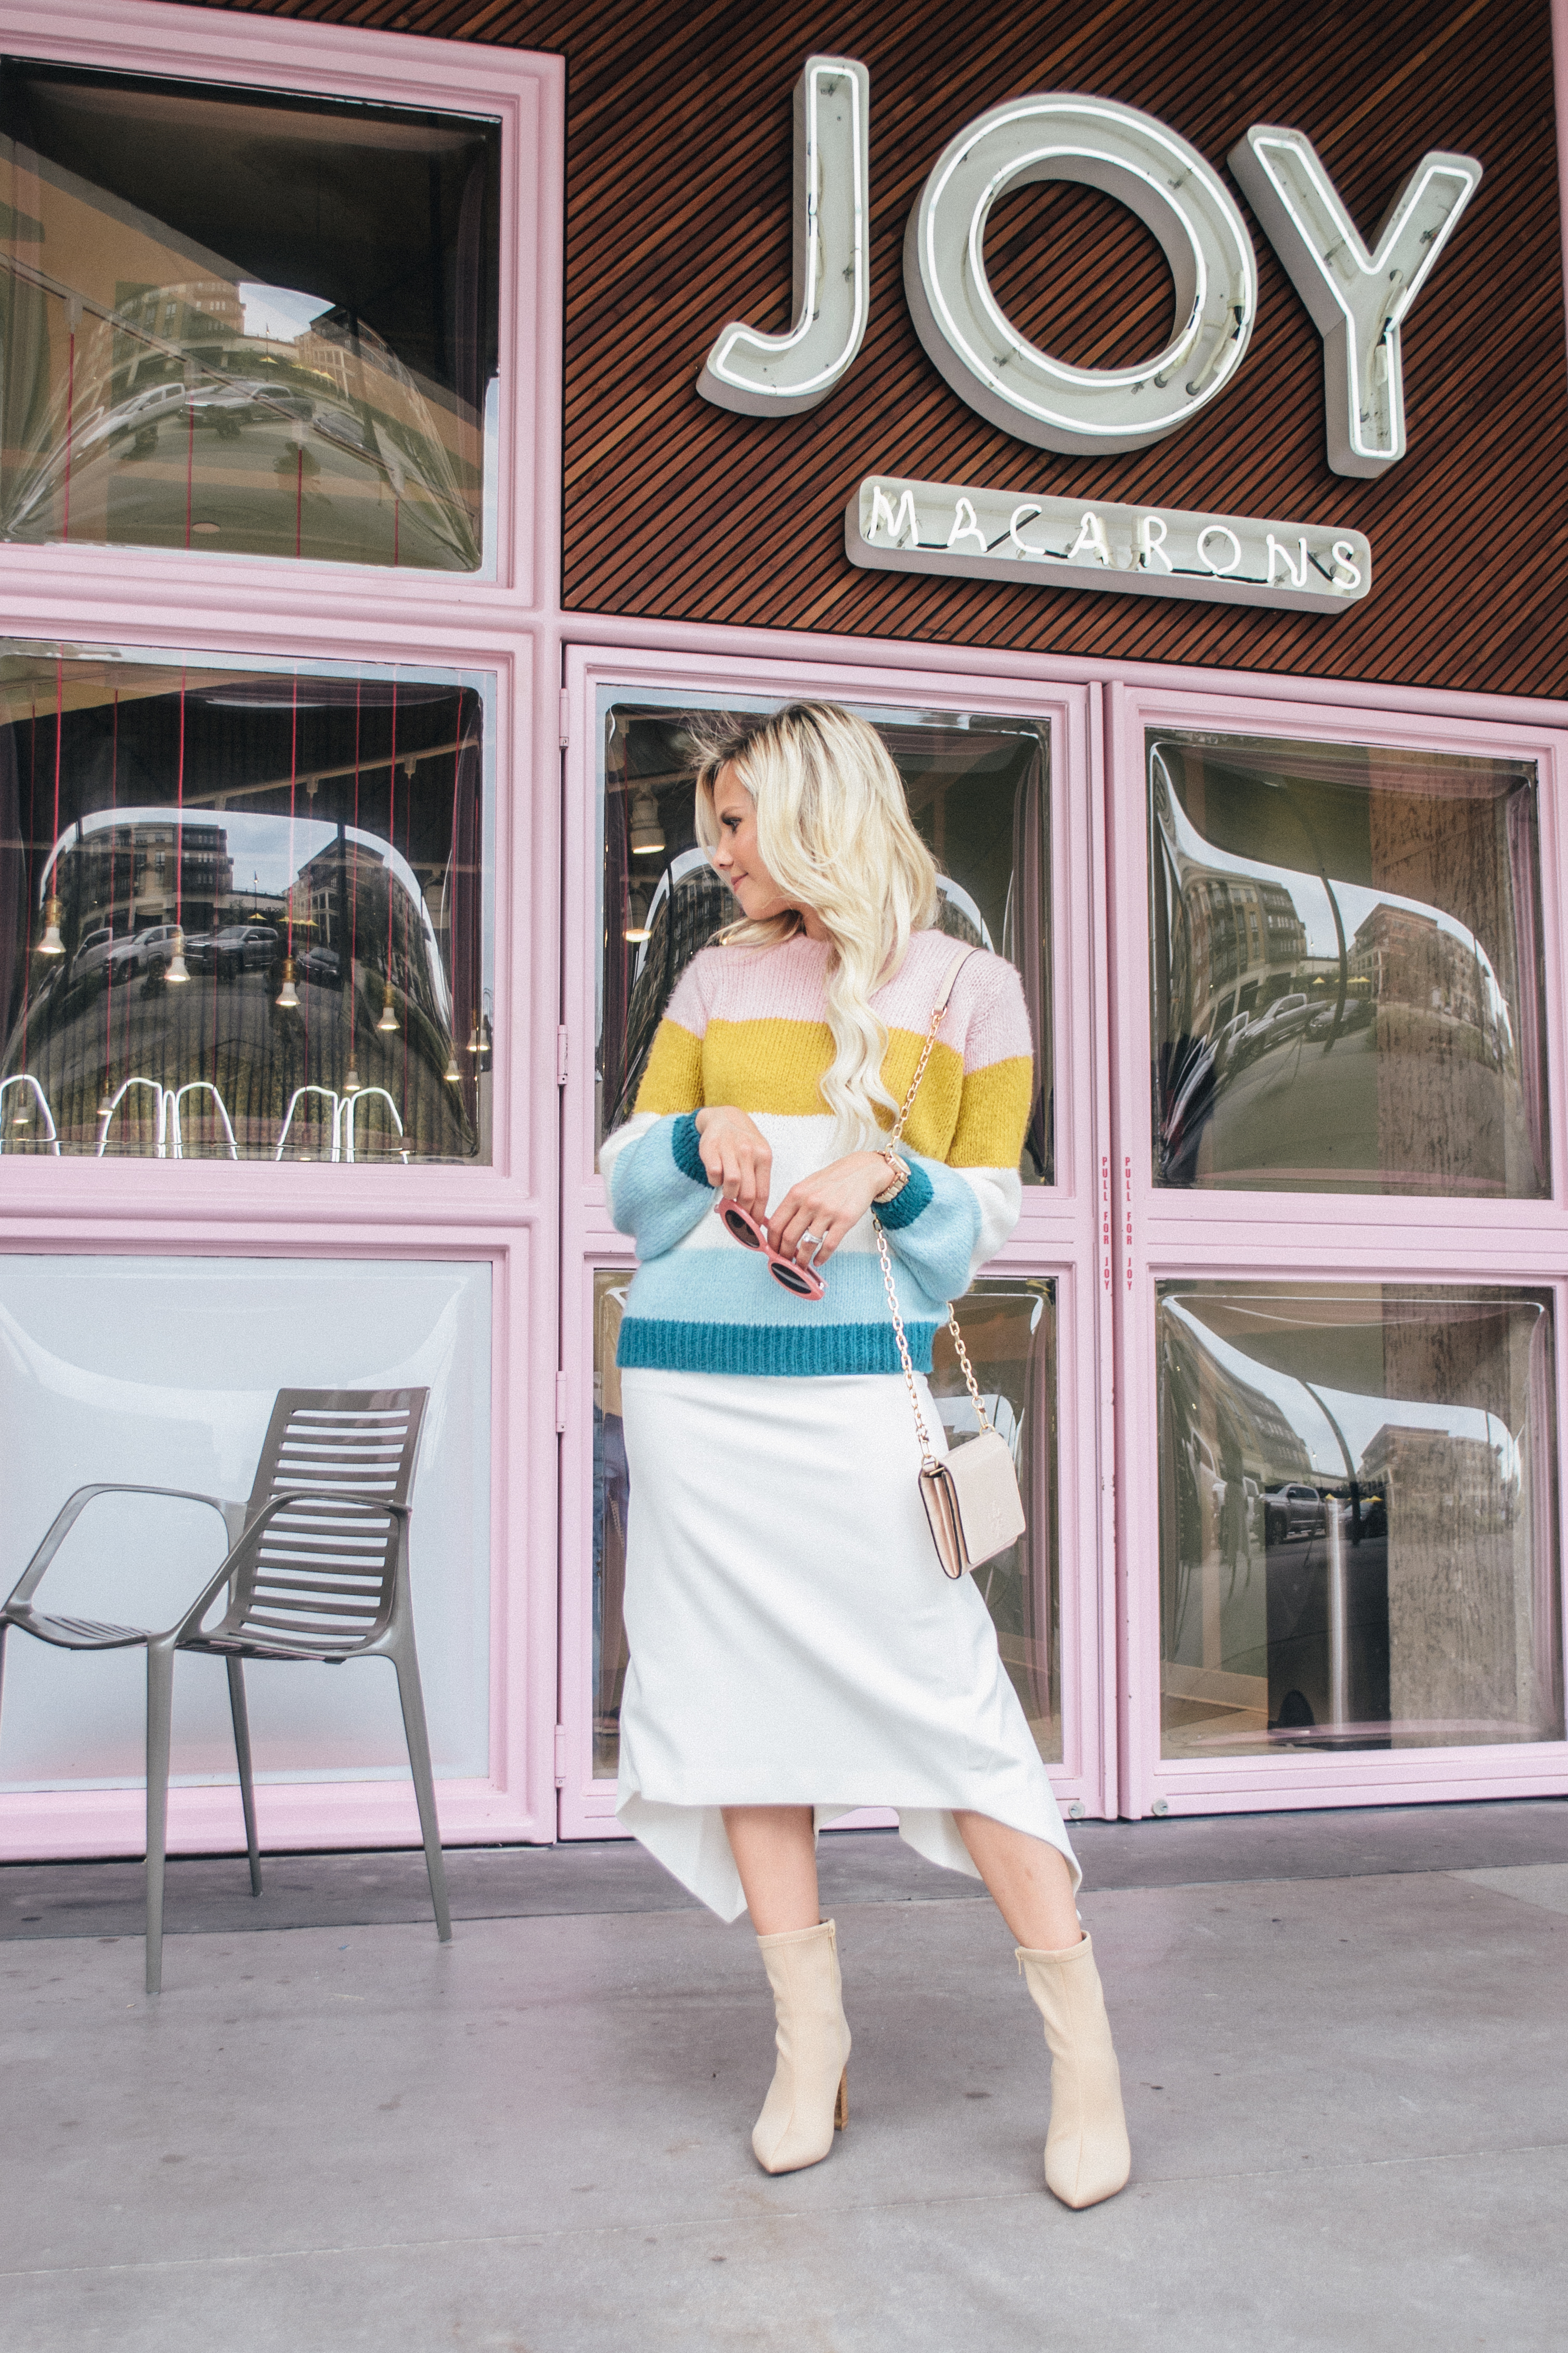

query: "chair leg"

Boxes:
[226, 1657, 262, 1897]
[145, 1644, 176, 1996]
[392, 1642, 450, 1943]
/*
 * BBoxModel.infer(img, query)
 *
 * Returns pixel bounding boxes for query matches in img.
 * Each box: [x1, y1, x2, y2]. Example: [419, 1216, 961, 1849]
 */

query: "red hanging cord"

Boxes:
[294, 445, 304, 561]
[386, 682, 398, 991]
[174, 667, 185, 933]
[104, 690, 118, 1086]
[350, 680, 361, 1058]
[52, 659, 62, 852]
[185, 398, 195, 549]
[19, 701, 34, 1088]
[287, 671, 298, 957]
[401, 742, 411, 1115]
[450, 734, 463, 1108]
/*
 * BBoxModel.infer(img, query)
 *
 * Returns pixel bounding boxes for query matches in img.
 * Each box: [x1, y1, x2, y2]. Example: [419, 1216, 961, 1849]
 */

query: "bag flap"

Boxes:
[942, 1428, 1027, 1554]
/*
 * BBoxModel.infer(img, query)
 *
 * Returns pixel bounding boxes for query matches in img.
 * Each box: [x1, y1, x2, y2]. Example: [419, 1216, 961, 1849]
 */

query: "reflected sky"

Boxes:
[1152, 747, 1513, 1031]
[1164, 1295, 1526, 1482]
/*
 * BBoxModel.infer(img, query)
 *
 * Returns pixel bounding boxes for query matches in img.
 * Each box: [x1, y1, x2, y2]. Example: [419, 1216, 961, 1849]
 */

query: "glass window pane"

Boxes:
[930, 1277, 1061, 1763]
[593, 1269, 633, 1779]
[0, 645, 493, 1162]
[1157, 1281, 1563, 1757]
[0, 61, 499, 571]
[0, 1255, 491, 1790]
[589, 1269, 1060, 1781]
[1150, 732, 1550, 1197]
[597, 696, 1052, 1181]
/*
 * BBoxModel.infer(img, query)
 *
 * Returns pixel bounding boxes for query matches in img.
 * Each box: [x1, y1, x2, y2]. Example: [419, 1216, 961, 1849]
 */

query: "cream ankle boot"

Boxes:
[751, 1919, 852, 2175]
[1016, 1933, 1131, 2209]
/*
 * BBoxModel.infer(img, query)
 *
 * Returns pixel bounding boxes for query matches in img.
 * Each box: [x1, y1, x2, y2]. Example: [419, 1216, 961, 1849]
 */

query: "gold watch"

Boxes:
[873, 1149, 911, 1204]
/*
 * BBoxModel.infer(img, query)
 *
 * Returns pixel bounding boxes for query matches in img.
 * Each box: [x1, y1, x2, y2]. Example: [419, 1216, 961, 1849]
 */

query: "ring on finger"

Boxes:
[799, 1228, 827, 1266]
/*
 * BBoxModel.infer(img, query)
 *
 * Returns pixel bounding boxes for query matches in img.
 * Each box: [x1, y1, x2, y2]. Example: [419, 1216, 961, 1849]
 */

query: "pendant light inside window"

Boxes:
[377, 982, 398, 1033]
[37, 895, 64, 956]
[444, 1046, 462, 1083]
[628, 786, 665, 857]
[164, 927, 190, 984]
[276, 955, 300, 1010]
[343, 1064, 361, 1097]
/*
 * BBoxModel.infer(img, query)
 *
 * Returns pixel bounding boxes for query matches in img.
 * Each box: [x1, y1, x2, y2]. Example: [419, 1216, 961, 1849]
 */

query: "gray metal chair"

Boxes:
[0, 1386, 449, 1992]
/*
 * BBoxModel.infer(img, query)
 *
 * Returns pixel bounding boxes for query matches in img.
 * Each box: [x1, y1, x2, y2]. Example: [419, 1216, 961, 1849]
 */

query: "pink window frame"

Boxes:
[0, 4, 567, 1862]
[1105, 679, 1568, 1819]
[555, 642, 1117, 1833]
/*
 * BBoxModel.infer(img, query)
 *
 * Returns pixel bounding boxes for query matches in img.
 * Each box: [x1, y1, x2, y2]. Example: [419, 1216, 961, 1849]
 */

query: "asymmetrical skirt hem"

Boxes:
[616, 1787, 1080, 1926]
[613, 1367, 1078, 1926]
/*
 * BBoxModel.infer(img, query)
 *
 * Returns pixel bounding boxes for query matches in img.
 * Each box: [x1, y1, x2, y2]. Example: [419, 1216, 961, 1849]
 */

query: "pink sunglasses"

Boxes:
[715, 1199, 826, 1301]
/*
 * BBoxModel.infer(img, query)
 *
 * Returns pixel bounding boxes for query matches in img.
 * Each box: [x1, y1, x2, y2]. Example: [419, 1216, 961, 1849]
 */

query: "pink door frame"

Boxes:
[556, 645, 1113, 1834]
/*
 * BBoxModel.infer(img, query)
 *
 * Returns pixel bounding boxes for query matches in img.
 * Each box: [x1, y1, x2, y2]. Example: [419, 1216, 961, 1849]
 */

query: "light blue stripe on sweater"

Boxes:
[621, 1239, 954, 1329]
[605, 1114, 714, 1262]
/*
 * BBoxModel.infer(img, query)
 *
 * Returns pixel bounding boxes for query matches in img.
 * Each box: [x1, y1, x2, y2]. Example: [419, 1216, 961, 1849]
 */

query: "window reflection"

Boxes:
[1157, 1282, 1562, 1756]
[590, 1271, 1060, 1778]
[0, 61, 499, 570]
[0, 649, 491, 1161]
[598, 699, 1051, 1179]
[1149, 733, 1549, 1196]
[929, 1278, 1060, 1763]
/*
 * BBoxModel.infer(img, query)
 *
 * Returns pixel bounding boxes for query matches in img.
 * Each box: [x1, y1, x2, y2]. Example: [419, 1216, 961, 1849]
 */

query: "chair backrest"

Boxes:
[222, 1388, 429, 1656]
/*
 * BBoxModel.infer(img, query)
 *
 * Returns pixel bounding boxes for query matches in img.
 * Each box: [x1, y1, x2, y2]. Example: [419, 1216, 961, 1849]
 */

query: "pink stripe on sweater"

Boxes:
[662, 928, 1030, 1074]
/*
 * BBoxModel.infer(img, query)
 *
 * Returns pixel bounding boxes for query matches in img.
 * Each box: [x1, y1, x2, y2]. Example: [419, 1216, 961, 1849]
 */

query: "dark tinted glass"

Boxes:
[1150, 732, 1549, 1197]
[0, 61, 499, 569]
[598, 698, 1052, 1179]
[0, 647, 491, 1161]
[1158, 1282, 1562, 1757]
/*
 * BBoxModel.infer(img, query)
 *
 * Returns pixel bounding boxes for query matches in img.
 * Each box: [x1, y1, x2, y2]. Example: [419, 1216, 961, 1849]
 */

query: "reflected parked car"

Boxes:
[213, 924, 280, 979]
[184, 933, 216, 973]
[299, 943, 342, 985]
[1264, 1482, 1327, 1545]
[73, 925, 125, 983]
[1212, 1010, 1252, 1073]
[111, 922, 183, 979]
[1236, 993, 1310, 1060]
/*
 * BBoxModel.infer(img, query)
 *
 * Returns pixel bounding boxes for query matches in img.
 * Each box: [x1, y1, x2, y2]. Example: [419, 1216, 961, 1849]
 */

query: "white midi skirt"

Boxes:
[615, 1367, 1080, 1923]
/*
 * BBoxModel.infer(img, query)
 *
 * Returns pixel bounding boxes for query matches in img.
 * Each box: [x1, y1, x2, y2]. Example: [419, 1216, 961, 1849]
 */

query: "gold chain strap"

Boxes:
[874, 949, 992, 1464]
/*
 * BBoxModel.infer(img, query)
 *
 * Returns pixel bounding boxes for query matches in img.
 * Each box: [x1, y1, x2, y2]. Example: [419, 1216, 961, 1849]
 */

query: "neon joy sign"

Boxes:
[697, 57, 1481, 480]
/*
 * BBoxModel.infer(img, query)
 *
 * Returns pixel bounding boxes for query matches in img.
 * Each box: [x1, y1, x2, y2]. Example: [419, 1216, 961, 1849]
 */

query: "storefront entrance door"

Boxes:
[555, 646, 1110, 1835]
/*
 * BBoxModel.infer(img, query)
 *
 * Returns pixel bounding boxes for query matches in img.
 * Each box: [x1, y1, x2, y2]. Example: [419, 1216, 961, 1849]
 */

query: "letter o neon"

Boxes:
[904, 94, 1258, 454]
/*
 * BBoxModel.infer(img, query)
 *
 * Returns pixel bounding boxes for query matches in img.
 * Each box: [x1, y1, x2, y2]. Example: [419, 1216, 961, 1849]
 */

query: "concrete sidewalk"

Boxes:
[2, 1808, 1565, 2352]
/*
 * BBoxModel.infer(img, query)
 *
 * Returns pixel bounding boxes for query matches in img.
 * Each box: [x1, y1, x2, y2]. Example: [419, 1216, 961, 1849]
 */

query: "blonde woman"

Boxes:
[599, 702, 1130, 2209]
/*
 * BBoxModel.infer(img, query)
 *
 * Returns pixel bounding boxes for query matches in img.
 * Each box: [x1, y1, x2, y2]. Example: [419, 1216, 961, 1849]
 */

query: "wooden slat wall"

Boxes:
[174, 0, 1568, 695]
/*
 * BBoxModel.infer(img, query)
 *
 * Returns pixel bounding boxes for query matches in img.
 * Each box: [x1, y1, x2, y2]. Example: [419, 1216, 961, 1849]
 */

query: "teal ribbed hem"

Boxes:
[616, 1317, 940, 1376]
[670, 1112, 710, 1186]
[875, 1160, 934, 1229]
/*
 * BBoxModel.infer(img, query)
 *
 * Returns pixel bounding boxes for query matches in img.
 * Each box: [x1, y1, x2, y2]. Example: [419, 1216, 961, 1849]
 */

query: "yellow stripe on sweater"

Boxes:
[634, 1014, 1033, 1169]
[634, 1020, 704, 1114]
[946, 1055, 1034, 1167]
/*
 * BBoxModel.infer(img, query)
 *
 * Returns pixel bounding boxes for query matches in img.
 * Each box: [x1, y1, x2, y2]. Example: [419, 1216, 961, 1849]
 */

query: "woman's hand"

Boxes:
[694, 1105, 772, 1218]
[767, 1152, 891, 1268]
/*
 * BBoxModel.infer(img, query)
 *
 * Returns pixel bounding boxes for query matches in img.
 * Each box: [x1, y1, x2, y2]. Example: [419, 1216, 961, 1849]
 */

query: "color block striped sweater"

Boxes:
[599, 928, 1033, 1377]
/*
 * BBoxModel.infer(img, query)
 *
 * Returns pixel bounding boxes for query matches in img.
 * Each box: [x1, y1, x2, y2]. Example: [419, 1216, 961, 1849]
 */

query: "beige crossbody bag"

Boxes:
[872, 946, 1028, 1580]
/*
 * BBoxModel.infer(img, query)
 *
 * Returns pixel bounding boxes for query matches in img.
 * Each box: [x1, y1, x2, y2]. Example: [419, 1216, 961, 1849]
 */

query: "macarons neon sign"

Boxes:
[697, 56, 1481, 481]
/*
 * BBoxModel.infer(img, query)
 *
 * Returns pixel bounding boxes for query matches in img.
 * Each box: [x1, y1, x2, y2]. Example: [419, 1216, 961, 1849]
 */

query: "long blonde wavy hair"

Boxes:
[689, 702, 940, 1149]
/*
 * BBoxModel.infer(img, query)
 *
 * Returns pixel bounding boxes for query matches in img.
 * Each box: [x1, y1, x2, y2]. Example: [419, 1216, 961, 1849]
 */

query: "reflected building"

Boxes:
[1, 145, 485, 568]
[1349, 901, 1500, 1045]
